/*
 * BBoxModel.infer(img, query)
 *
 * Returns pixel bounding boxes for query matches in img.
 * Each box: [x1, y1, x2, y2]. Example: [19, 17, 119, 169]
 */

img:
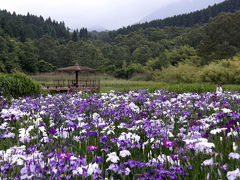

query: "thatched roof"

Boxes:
[58, 63, 96, 72]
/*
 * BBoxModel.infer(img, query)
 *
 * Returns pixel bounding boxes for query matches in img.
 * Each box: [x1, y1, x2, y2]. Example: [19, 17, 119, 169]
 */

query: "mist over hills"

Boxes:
[111, 0, 240, 37]
[140, 0, 225, 23]
[88, 25, 107, 32]
[87, 0, 225, 31]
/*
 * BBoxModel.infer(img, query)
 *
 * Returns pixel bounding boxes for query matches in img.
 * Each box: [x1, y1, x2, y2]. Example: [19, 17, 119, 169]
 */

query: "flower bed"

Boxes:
[1, 90, 240, 179]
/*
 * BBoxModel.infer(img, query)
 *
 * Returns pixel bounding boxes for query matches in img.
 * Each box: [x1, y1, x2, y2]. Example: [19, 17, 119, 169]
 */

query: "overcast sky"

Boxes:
[0, 0, 224, 30]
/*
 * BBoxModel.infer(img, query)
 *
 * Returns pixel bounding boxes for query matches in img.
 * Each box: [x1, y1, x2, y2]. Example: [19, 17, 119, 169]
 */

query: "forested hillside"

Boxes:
[110, 0, 240, 37]
[0, 0, 240, 84]
[0, 10, 70, 41]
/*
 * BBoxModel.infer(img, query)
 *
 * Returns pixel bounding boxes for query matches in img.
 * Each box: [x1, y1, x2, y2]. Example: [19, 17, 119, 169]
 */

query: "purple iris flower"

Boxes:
[88, 131, 98, 136]
[48, 128, 57, 135]
[163, 138, 175, 148]
[57, 152, 71, 161]
[197, 112, 203, 117]
[39, 122, 46, 127]
[88, 145, 98, 152]
[94, 156, 103, 164]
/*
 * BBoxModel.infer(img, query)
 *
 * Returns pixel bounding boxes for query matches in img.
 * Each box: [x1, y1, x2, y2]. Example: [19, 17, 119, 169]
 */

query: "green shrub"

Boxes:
[36, 60, 56, 72]
[151, 55, 240, 84]
[200, 55, 240, 84]
[153, 62, 202, 83]
[0, 72, 43, 98]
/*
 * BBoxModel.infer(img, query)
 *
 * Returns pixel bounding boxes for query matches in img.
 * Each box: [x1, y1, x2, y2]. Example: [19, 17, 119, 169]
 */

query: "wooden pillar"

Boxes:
[76, 71, 79, 87]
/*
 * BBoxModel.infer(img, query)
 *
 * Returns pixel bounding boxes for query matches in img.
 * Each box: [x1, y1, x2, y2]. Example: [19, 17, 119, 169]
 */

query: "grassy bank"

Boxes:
[29, 72, 240, 93]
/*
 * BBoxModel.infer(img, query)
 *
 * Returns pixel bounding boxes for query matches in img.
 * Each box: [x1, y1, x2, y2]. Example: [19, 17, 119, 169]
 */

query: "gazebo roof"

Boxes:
[58, 63, 96, 72]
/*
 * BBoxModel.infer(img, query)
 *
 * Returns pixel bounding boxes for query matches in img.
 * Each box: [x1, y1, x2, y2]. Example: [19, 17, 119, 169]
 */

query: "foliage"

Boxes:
[198, 11, 240, 63]
[0, 72, 43, 98]
[0, 61, 6, 72]
[153, 62, 202, 83]
[164, 45, 201, 66]
[151, 55, 240, 84]
[200, 55, 240, 84]
[0, 10, 70, 40]
[0, 2, 240, 84]
[34, 35, 58, 66]
[113, 61, 144, 79]
[36, 60, 56, 72]
[132, 45, 153, 64]
[18, 40, 38, 73]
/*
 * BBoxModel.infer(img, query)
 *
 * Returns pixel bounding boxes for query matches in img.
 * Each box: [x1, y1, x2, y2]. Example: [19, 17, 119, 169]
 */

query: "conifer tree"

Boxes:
[72, 30, 78, 42]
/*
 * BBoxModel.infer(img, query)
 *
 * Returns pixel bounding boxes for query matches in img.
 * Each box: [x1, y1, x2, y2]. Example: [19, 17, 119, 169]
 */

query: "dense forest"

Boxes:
[0, 0, 240, 83]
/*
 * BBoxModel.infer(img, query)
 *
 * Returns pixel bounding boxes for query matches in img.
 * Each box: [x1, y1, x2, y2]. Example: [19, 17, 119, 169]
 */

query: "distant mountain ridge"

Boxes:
[110, 0, 240, 37]
[88, 25, 107, 32]
[140, 0, 225, 23]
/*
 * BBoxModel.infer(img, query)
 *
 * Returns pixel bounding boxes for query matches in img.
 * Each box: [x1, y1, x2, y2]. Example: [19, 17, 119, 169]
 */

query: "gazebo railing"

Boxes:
[47, 79, 100, 91]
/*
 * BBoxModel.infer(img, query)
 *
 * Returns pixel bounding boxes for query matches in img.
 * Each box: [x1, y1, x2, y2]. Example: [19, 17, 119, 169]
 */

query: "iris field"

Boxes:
[1, 89, 240, 179]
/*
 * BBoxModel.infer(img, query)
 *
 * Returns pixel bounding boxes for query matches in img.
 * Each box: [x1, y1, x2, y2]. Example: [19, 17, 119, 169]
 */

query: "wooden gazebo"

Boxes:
[46, 63, 100, 92]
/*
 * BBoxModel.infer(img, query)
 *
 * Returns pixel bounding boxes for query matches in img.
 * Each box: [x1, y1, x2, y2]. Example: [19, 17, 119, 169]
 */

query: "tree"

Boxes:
[34, 35, 58, 66]
[115, 32, 147, 53]
[113, 61, 143, 79]
[72, 30, 78, 42]
[18, 40, 38, 73]
[164, 45, 201, 66]
[144, 27, 168, 42]
[67, 41, 104, 68]
[198, 11, 240, 62]
[0, 36, 21, 72]
[132, 46, 153, 65]
[79, 28, 88, 40]
[36, 60, 56, 72]
[56, 45, 73, 67]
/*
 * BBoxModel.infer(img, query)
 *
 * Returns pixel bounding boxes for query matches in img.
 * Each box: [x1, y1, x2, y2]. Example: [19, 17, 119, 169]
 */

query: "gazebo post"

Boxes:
[57, 63, 97, 91]
[76, 71, 79, 87]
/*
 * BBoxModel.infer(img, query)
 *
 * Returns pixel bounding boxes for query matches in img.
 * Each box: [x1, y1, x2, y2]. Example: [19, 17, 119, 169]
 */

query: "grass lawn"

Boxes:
[30, 72, 240, 94]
